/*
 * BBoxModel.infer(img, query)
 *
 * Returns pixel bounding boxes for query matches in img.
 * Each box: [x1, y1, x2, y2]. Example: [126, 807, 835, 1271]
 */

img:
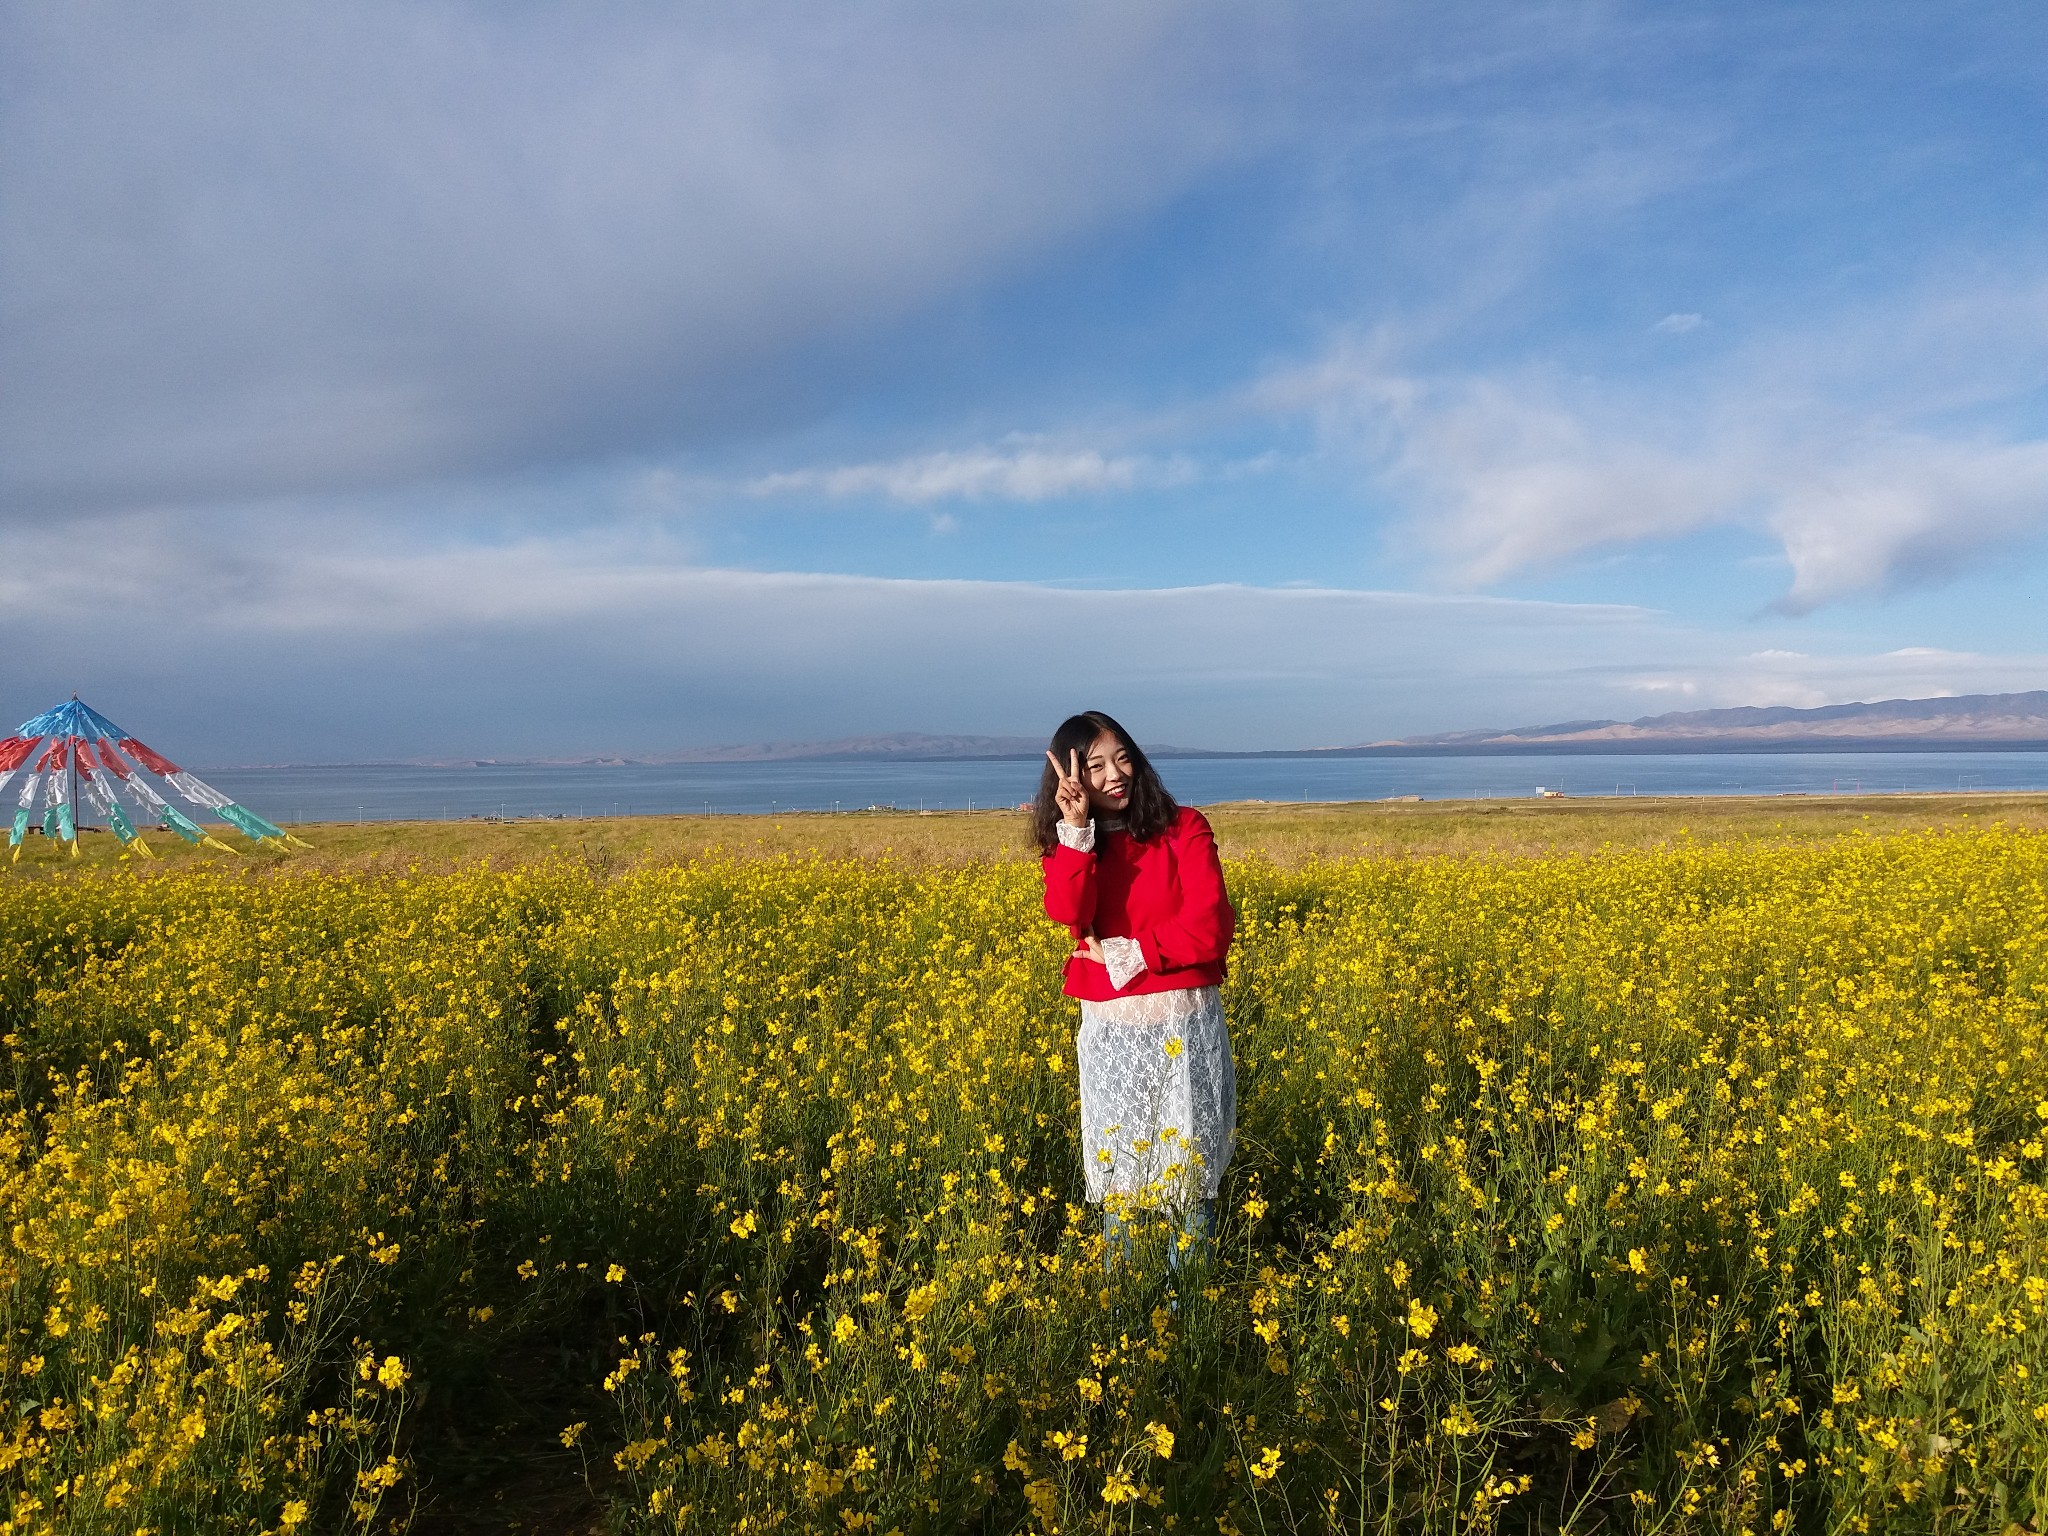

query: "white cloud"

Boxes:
[1652, 312, 1705, 333]
[1770, 438, 2048, 612]
[1273, 274, 2048, 609]
[0, 515, 1658, 756]
[1372, 375, 1745, 584]
[0, 3, 1279, 514]
[748, 447, 1197, 504]
[4, 516, 2042, 760]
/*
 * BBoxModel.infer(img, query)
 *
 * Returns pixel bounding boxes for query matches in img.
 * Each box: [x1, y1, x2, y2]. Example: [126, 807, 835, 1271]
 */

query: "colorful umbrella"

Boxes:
[0, 696, 308, 861]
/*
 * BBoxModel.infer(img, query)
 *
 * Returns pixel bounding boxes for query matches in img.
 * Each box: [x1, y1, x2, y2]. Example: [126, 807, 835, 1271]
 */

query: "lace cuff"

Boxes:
[1100, 936, 1147, 990]
[1055, 819, 1096, 853]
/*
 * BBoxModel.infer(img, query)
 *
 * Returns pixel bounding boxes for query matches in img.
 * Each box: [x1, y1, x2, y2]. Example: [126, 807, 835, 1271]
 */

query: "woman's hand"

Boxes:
[1072, 933, 1106, 965]
[1046, 747, 1089, 827]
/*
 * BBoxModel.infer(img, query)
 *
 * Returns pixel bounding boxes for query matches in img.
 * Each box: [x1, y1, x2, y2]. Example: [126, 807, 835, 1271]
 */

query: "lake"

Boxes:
[190, 750, 2048, 824]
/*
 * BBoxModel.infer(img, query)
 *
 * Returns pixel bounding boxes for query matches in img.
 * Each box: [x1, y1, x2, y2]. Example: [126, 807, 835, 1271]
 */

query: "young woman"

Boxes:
[1035, 711, 1237, 1266]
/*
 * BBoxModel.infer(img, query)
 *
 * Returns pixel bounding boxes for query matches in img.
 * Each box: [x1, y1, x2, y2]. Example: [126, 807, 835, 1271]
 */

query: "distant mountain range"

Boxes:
[364, 693, 2048, 769]
[629, 731, 1052, 764]
[1343, 691, 2048, 755]
[416, 732, 1180, 768]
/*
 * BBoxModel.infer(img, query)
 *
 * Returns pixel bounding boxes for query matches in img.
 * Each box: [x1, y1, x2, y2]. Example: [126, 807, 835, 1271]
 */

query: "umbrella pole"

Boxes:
[68, 697, 79, 850]
[66, 733, 79, 855]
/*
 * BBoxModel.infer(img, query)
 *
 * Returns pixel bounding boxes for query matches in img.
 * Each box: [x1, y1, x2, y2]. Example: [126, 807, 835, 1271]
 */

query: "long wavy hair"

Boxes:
[1030, 711, 1179, 852]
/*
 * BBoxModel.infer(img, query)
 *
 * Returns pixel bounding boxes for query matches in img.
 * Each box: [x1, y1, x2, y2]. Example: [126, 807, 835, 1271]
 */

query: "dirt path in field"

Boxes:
[406, 1337, 616, 1536]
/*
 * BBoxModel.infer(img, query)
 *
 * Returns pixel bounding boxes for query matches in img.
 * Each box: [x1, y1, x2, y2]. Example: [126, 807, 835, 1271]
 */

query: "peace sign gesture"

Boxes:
[1046, 747, 1090, 828]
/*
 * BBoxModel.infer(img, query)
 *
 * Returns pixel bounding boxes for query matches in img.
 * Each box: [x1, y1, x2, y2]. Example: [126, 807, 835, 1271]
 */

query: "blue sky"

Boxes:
[4, 1, 2047, 759]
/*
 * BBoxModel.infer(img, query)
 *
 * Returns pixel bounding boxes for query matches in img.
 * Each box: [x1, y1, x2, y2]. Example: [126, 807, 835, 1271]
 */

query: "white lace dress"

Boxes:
[1059, 820, 1238, 1206]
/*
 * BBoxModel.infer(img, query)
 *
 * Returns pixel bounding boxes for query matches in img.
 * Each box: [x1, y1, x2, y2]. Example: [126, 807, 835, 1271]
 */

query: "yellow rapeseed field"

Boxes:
[2, 825, 2045, 1532]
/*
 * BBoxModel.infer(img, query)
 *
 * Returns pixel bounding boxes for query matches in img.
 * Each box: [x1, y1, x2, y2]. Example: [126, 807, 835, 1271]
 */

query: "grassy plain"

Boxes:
[2, 795, 2046, 1534]
[9, 789, 2048, 872]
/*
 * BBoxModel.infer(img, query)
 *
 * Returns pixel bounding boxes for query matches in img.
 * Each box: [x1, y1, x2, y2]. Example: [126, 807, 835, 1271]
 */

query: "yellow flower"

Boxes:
[9, 806, 2047, 1527]
[1045, 1429, 1088, 1462]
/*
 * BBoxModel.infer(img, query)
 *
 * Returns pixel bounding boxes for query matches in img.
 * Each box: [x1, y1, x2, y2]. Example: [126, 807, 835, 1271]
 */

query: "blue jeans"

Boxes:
[1103, 1198, 1214, 1274]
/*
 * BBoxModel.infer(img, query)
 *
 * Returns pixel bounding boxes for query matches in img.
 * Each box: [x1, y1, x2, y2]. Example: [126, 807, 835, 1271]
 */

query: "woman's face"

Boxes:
[1081, 729, 1133, 814]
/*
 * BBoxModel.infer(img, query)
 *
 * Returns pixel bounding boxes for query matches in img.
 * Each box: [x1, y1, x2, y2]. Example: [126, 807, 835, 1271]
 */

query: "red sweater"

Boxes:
[1041, 805, 1236, 1001]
